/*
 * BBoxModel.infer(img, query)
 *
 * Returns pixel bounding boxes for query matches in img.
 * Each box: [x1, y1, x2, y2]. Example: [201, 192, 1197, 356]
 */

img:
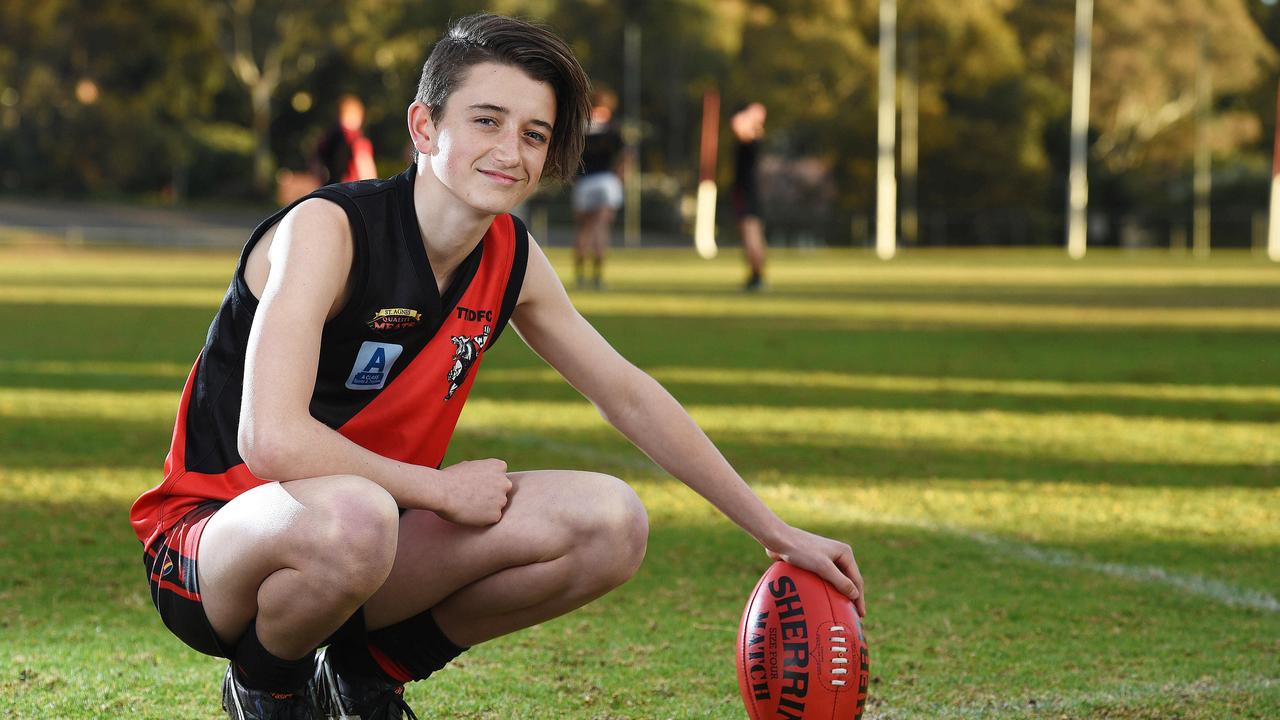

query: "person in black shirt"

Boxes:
[571, 88, 624, 289]
[731, 102, 769, 291]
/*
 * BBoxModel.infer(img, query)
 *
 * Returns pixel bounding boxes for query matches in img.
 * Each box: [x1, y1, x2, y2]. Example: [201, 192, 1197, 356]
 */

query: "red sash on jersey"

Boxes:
[336, 216, 515, 464]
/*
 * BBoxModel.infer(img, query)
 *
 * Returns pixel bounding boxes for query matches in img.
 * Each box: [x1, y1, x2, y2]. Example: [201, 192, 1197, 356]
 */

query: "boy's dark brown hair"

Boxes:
[416, 13, 591, 181]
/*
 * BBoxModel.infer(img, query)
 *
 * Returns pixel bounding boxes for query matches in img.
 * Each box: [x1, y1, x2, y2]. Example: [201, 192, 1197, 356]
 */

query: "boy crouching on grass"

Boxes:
[130, 13, 864, 719]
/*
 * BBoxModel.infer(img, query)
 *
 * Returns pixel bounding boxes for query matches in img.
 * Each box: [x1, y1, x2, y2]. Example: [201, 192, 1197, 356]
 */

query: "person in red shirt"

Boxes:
[131, 14, 864, 720]
[314, 94, 379, 184]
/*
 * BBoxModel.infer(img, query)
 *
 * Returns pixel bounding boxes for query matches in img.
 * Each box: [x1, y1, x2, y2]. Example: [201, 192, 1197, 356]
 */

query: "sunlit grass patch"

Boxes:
[0, 284, 225, 307]
[0, 467, 154, 504]
[0, 246, 236, 284]
[741, 476, 1280, 547]
[571, 291, 1280, 329]
[0, 246, 233, 307]
[486, 365, 1280, 405]
[0, 388, 176, 422]
[0, 359, 191, 381]
[457, 398, 1280, 467]
[550, 247, 1280, 289]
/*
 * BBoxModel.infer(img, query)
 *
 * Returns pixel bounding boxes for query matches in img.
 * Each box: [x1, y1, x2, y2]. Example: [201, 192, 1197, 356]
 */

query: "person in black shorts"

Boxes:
[132, 14, 864, 720]
[731, 102, 769, 291]
[571, 87, 624, 289]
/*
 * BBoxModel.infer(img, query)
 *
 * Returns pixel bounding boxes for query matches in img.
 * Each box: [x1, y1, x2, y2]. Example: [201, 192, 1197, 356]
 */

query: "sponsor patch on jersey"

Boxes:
[161, 555, 174, 577]
[346, 342, 404, 390]
[368, 307, 423, 331]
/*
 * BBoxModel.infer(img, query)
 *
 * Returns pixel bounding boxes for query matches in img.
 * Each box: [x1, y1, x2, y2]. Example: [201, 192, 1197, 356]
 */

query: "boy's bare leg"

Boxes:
[740, 216, 767, 279]
[592, 208, 614, 284]
[362, 470, 649, 646]
[196, 475, 402, 658]
[195, 469, 647, 656]
[573, 212, 593, 283]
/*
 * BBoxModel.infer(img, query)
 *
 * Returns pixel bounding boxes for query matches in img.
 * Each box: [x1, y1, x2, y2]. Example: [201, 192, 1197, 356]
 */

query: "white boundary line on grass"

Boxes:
[871, 675, 1279, 720]
[971, 532, 1280, 613]
[865, 513, 1280, 613]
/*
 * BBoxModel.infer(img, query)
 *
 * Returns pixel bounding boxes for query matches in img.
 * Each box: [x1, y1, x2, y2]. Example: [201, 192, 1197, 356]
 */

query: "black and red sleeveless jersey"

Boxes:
[130, 165, 528, 546]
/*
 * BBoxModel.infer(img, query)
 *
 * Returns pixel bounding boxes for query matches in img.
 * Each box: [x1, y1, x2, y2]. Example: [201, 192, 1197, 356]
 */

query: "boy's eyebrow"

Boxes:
[468, 103, 554, 132]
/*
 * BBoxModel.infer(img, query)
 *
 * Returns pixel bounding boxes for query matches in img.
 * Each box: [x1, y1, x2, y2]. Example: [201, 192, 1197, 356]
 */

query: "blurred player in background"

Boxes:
[571, 87, 624, 290]
[731, 102, 769, 291]
[314, 94, 379, 184]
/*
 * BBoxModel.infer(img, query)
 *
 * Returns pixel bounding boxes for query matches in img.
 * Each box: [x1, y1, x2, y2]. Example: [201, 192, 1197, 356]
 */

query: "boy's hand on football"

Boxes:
[767, 526, 866, 617]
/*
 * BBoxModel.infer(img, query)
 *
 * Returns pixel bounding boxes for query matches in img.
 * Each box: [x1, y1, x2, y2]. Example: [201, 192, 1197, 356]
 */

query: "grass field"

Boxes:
[0, 243, 1277, 719]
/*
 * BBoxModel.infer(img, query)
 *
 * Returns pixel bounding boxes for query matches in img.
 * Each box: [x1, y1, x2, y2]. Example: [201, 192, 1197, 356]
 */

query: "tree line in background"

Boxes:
[1, 0, 1276, 246]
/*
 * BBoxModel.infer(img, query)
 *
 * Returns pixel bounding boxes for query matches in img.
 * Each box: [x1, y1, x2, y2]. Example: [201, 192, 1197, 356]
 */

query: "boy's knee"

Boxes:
[306, 477, 399, 593]
[614, 482, 649, 561]
[583, 476, 648, 582]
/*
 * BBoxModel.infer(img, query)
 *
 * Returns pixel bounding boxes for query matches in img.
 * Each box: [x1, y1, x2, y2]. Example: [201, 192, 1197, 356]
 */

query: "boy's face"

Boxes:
[420, 62, 556, 215]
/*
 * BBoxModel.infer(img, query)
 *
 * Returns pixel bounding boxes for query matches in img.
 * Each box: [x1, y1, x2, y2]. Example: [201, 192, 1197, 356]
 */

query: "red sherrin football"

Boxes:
[736, 561, 869, 720]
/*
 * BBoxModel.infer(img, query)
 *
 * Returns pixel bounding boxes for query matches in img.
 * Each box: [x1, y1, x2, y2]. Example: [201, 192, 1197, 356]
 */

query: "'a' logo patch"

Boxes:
[346, 342, 404, 390]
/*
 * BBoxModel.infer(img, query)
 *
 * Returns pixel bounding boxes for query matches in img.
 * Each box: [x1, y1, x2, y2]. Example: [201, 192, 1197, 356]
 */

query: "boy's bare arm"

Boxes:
[509, 238, 864, 613]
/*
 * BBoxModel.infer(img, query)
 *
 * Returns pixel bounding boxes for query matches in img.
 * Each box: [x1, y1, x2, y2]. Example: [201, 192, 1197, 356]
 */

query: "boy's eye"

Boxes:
[525, 131, 548, 144]
[476, 117, 498, 126]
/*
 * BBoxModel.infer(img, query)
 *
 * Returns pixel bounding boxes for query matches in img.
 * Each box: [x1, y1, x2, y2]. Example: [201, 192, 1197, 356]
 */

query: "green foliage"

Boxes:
[0, 0, 223, 195]
[0, 1, 1277, 241]
[0, 244, 1278, 718]
[906, 2, 1050, 214]
[1090, 0, 1276, 174]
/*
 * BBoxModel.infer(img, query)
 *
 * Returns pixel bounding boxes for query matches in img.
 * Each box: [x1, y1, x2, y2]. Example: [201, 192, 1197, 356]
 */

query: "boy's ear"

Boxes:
[407, 101, 436, 155]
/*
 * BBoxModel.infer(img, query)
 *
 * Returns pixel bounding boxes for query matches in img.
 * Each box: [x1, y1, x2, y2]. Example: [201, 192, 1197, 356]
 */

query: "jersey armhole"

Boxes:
[231, 190, 369, 323]
[308, 188, 371, 329]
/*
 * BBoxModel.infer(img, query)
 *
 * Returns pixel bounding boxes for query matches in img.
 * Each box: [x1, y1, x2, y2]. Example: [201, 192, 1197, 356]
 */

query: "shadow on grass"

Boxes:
[3, 301, 1278, 386]
[0, 303, 210, 366]
[581, 316, 1280, 389]
[0, 415, 171, 471]
[446, 426, 1276, 490]
[0, 371, 188, 393]
[468, 377, 1280, 423]
[0, 275, 232, 291]
[3, 306, 1277, 426]
[4, 367, 1277, 423]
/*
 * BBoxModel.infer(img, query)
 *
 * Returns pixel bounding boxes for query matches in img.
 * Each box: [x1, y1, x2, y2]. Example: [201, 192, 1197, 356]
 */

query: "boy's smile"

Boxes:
[418, 62, 557, 216]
